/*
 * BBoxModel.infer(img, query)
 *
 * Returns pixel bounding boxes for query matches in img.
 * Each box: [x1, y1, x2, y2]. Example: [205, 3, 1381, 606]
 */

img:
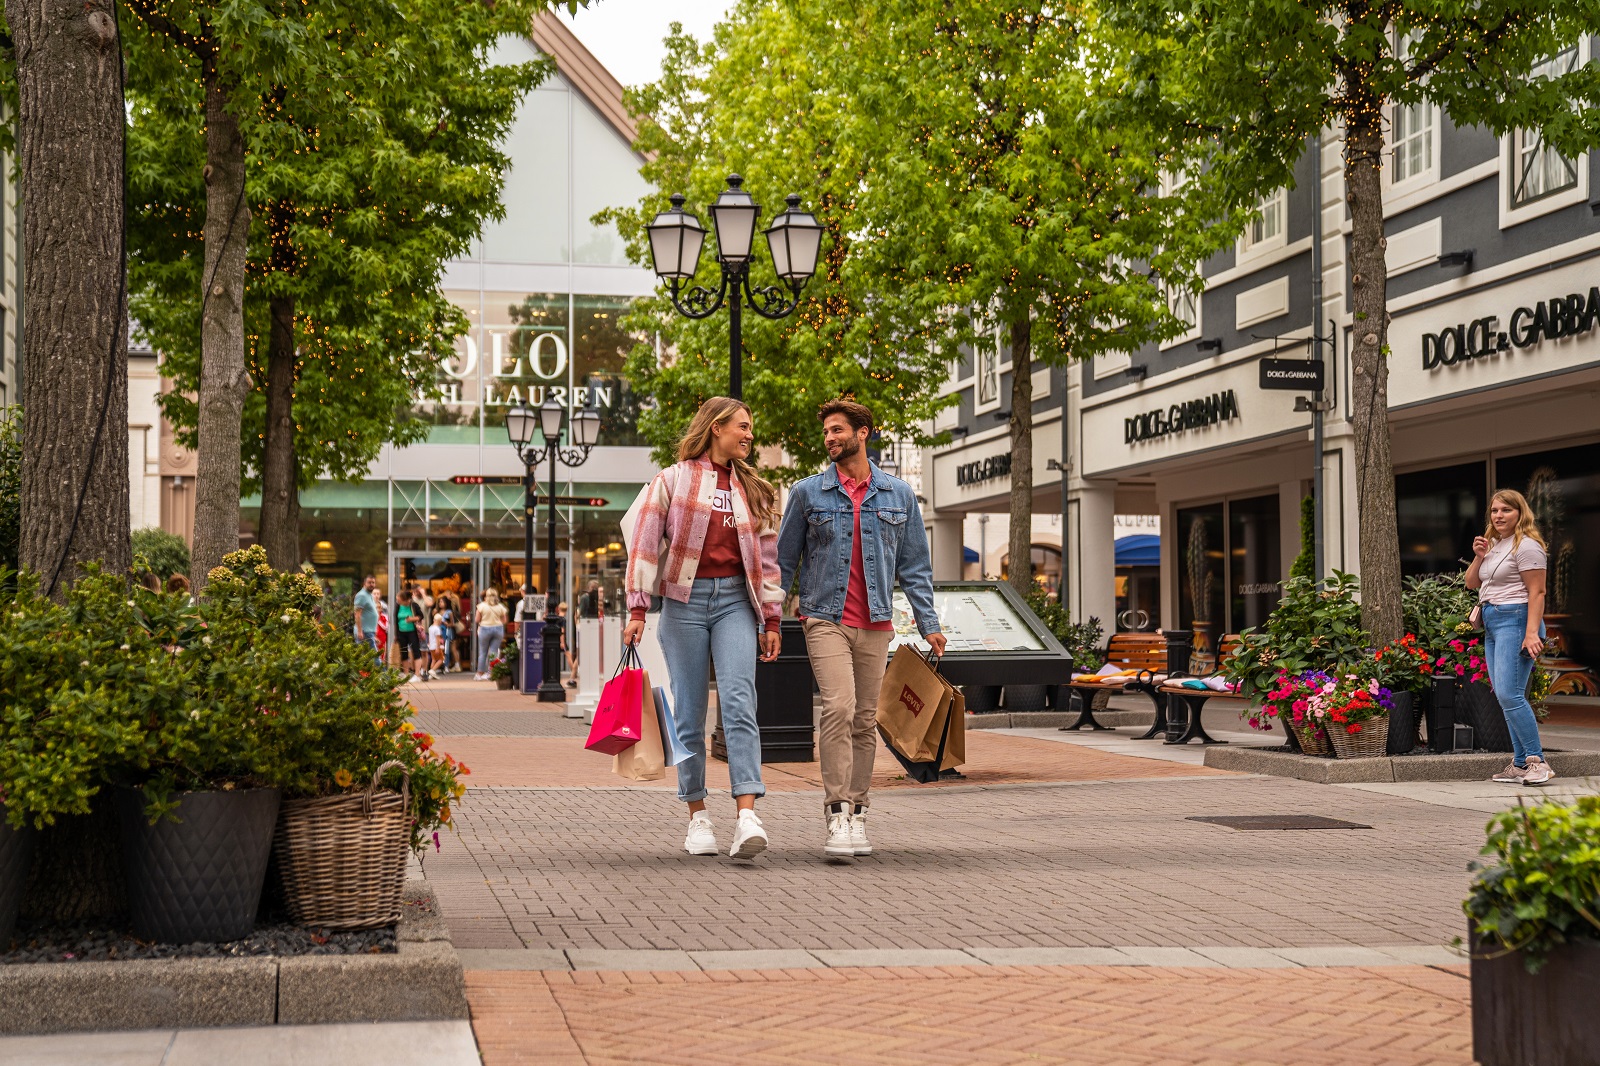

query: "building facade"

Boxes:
[237, 16, 656, 626]
[923, 45, 1600, 703]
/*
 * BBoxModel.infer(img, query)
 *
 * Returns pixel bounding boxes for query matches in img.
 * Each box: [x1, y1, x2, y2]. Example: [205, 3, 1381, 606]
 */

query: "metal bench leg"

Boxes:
[1060, 687, 1112, 731]
[1132, 689, 1171, 740]
[1165, 694, 1227, 745]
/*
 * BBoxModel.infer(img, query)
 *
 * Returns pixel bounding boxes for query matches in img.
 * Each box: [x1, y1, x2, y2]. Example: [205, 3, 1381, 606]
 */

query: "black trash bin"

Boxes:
[713, 618, 816, 763]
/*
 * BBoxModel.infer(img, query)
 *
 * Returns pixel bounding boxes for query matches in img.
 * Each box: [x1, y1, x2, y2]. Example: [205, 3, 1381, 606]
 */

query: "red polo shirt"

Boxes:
[838, 471, 893, 632]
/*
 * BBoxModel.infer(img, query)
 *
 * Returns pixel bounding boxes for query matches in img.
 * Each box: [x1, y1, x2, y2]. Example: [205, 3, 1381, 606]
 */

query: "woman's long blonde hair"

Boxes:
[678, 396, 778, 530]
[1485, 489, 1548, 552]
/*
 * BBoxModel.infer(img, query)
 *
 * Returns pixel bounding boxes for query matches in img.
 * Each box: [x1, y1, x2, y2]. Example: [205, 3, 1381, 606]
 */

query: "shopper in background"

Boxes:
[353, 575, 380, 652]
[1468, 489, 1552, 786]
[624, 396, 782, 861]
[475, 588, 508, 680]
[395, 589, 427, 683]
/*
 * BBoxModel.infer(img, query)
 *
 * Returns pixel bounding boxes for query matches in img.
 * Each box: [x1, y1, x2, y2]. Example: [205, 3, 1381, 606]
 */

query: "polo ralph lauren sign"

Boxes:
[1423, 286, 1600, 370]
[1124, 390, 1240, 444]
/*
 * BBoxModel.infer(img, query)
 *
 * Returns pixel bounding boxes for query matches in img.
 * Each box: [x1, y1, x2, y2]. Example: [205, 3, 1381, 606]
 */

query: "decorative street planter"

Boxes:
[273, 762, 410, 930]
[962, 685, 1002, 712]
[0, 816, 35, 948]
[1471, 933, 1600, 1066]
[1003, 685, 1051, 712]
[115, 787, 280, 944]
[1385, 691, 1423, 755]
[1456, 679, 1513, 751]
[1326, 715, 1390, 758]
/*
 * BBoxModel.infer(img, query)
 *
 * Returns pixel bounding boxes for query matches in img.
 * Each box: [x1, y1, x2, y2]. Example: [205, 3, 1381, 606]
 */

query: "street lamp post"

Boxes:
[506, 396, 601, 702]
[645, 174, 824, 399]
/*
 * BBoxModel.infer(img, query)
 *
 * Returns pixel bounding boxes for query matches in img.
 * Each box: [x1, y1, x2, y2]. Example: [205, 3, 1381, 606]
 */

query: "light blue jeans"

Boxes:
[658, 577, 765, 803]
[1483, 602, 1545, 765]
[476, 625, 505, 675]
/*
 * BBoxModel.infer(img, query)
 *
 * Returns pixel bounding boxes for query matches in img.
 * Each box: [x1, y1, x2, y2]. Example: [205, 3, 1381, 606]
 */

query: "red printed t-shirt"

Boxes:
[695, 463, 743, 579]
[838, 471, 894, 631]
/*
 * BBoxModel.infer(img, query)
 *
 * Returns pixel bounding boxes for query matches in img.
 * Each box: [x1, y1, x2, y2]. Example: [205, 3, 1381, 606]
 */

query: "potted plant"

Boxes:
[490, 649, 514, 690]
[1373, 633, 1434, 753]
[0, 569, 148, 946]
[1247, 669, 1333, 756]
[1464, 797, 1600, 1065]
[1295, 667, 1396, 758]
[1433, 635, 1511, 751]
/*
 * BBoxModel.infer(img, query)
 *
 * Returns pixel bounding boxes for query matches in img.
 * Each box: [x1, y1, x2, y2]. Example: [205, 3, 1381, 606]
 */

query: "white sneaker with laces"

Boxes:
[408, 673, 422, 684]
[684, 812, 718, 856]
[850, 809, 872, 857]
[729, 810, 768, 860]
[824, 808, 854, 861]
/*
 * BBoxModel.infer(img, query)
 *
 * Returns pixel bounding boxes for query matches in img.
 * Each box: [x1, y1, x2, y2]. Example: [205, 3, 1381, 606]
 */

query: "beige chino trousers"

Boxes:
[803, 618, 895, 809]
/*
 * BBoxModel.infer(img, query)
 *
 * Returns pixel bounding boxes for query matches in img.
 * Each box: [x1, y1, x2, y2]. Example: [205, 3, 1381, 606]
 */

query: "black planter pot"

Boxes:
[1457, 679, 1513, 752]
[1472, 932, 1600, 1065]
[115, 787, 280, 943]
[962, 685, 1002, 712]
[1385, 691, 1423, 755]
[1004, 685, 1051, 712]
[0, 815, 36, 949]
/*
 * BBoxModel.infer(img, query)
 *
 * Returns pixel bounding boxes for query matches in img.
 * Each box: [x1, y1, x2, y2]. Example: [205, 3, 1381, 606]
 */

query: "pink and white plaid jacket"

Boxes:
[625, 459, 782, 632]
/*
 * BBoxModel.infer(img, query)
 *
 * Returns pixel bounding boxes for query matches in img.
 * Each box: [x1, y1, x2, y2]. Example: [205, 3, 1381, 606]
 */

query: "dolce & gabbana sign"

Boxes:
[955, 452, 1012, 487]
[1124, 389, 1240, 444]
[1422, 286, 1600, 370]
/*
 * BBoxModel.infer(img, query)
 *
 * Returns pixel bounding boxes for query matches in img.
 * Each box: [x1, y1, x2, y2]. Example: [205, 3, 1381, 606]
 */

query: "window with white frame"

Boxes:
[1239, 188, 1286, 257]
[1164, 284, 1200, 346]
[1510, 44, 1582, 208]
[1389, 31, 1436, 187]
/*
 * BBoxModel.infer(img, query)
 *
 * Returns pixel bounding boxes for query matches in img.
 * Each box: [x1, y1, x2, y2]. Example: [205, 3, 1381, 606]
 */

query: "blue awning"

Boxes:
[1115, 534, 1160, 567]
[963, 546, 980, 564]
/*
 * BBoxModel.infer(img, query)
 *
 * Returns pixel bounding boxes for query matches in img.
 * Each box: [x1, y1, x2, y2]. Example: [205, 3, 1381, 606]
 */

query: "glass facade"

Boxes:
[1176, 494, 1280, 667]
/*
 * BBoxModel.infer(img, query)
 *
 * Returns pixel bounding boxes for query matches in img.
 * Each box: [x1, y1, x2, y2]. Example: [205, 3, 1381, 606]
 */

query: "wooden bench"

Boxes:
[1153, 635, 1243, 745]
[1061, 632, 1172, 732]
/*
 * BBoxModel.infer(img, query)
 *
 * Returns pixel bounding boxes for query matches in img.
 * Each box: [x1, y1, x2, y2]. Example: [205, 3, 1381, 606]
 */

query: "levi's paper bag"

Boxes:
[586, 644, 646, 754]
[876, 646, 951, 762]
[653, 685, 693, 766]
[613, 683, 666, 781]
[940, 685, 966, 771]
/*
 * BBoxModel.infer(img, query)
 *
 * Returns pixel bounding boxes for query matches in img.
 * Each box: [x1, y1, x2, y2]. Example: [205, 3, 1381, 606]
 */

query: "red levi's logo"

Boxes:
[899, 685, 925, 717]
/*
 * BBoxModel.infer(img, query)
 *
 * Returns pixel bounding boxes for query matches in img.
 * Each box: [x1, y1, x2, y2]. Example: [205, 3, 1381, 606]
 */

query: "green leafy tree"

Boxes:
[1104, 0, 1600, 643]
[131, 527, 191, 581]
[787, 2, 1249, 595]
[603, 11, 958, 482]
[123, 0, 582, 579]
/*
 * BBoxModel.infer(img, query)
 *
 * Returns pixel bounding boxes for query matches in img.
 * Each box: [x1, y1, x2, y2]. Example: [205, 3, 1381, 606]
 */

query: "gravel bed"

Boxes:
[1, 920, 396, 965]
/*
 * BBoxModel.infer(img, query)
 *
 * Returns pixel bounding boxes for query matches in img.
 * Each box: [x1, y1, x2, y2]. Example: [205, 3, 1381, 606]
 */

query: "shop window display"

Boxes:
[1177, 504, 1225, 670]
[1397, 462, 1487, 575]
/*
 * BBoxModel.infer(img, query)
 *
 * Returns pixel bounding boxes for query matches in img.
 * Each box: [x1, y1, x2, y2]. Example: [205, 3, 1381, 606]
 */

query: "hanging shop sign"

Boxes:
[1258, 358, 1325, 391]
[1422, 286, 1600, 371]
[448, 477, 609, 507]
[1124, 390, 1240, 444]
[955, 452, 1012, 487]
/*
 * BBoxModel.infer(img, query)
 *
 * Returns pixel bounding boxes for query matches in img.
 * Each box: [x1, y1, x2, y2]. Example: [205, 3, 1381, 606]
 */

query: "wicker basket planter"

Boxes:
[1285, 720, 1334, 757]
[1326, 715, 1391, 759]
[273, 761, 411, 930]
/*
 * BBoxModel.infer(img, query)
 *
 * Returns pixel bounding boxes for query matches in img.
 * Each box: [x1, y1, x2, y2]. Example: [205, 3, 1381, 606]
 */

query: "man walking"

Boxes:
[354, 575, 381, 653]
[778, 398, 945, 862]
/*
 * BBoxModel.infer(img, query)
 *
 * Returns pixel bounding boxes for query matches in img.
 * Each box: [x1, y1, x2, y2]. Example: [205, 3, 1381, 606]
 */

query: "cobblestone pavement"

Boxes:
[467, 964, 1472, 1066]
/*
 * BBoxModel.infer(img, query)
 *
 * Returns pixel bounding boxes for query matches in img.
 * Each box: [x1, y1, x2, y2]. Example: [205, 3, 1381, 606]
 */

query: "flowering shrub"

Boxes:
[1374, 633, 1434, 695]
[1247, 669, 1332, 749]
[1435, 636, 1488, 685]
[1222, 572, 1369, 700]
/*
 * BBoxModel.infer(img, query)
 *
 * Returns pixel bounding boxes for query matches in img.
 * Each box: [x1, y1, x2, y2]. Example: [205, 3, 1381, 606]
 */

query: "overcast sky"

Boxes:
[559, 1, 740, 88]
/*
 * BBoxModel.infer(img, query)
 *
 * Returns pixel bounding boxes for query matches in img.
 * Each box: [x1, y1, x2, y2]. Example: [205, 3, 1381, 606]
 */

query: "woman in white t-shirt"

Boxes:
[1465, 489, 1550, 786]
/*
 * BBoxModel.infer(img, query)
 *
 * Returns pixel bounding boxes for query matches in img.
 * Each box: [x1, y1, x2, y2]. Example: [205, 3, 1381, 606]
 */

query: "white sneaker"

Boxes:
[684, 812, 718, 856]
[1522, 756, 1555, 786]
[824, 808, 854, 861]
[850, 809, 872, 857]
[408, 673, 422, 684]
[729, 810, 768, 860]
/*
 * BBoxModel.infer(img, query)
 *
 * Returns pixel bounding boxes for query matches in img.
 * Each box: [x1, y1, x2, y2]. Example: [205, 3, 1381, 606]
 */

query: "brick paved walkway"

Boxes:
[467, 964, 1472, 1066]
[421, 692, 1489, 1063]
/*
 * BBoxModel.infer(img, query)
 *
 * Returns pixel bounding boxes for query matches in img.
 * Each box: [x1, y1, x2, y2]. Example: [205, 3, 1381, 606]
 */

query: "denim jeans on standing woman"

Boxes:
[476, 624, 505, 675]
[657, 576, 765, 804]
[1483, 602, 1546, 765]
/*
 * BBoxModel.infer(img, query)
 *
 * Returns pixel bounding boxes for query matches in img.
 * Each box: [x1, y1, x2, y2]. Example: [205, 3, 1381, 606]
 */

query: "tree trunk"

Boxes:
[10, 0, 131, 592]
[1344, 93, 1403, 645]
[190, 71, 251, 593]
[1007, 317, 1034, 598]
[260, 293, 300, 571]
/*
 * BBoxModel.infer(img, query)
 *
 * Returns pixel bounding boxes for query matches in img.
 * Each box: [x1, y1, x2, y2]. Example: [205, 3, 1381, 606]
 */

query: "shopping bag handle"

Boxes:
[611, 641, 643, 679]
[922, 645, 942, 672]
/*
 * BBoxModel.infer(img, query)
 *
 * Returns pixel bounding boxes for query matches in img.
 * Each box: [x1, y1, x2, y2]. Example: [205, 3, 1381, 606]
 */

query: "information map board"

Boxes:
[885, 581, 1072, 686]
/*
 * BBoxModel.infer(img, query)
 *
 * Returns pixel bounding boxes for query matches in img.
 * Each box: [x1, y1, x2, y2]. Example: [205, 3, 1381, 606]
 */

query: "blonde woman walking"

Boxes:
[624, 397, 782, 860]
[1467, 489, 1551, 785]
[475, 588, 508, 680]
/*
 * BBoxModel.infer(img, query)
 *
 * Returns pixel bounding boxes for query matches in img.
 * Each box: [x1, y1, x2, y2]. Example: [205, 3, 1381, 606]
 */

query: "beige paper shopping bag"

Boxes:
[876, 646, 953, 764]
[612, 679, 666, 781]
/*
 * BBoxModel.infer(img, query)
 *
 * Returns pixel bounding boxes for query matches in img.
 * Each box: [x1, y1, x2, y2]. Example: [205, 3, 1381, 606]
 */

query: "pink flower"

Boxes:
[1455, 665, 1465, 676]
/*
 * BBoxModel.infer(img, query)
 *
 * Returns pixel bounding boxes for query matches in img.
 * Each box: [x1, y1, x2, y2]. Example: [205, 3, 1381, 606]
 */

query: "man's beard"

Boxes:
[831, 436, 861, 462]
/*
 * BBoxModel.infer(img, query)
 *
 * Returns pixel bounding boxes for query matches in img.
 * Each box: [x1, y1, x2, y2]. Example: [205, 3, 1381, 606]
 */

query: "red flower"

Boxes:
[1346, 723, 1361, 734]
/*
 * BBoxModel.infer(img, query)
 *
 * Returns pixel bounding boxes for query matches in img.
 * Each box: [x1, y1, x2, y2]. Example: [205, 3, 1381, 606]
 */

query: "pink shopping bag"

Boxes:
[585, 643, 647, 755]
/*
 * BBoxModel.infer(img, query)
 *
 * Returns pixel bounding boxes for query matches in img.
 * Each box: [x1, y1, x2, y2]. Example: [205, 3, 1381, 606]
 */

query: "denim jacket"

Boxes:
[776, 462, 941, 635]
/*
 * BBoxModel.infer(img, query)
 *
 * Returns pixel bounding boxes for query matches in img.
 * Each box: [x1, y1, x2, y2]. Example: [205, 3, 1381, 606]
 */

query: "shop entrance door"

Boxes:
[389, 550, 570, 674]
